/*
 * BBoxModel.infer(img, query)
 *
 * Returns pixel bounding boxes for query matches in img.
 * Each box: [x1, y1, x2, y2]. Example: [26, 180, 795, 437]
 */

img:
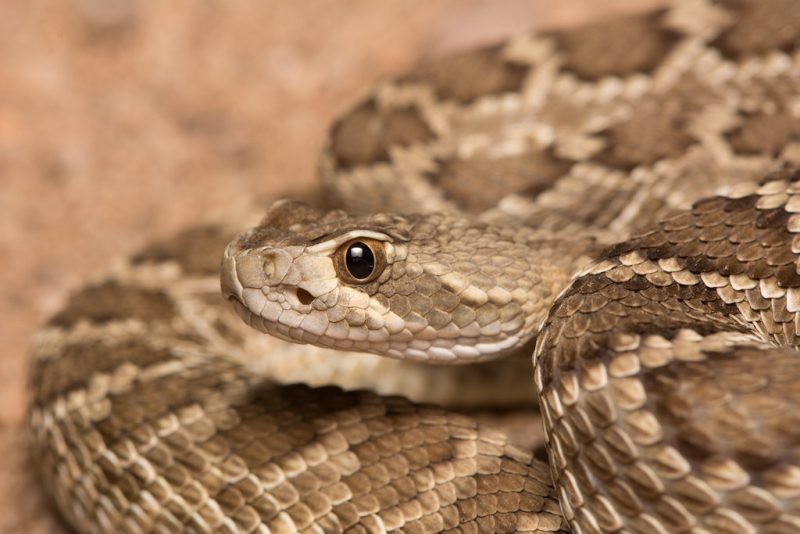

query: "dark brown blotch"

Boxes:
[49, 281, 176, 327]
[595, 99, 694, 171]
[406, 45, 530, 104]
[712, 0, 800, 59]
[329, 98, 434, 170]
[725, 112, 800, 157]
[31, 338, 176, 404]
[428, 149, 571, 213]
[554, 10, 681, 81]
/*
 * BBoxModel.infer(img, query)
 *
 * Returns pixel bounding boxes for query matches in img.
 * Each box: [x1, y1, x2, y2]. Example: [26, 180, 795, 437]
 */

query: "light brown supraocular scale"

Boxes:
[28, 0, 800, 532]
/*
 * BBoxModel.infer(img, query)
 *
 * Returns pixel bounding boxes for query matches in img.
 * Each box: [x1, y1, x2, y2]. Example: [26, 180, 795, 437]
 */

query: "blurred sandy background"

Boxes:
[1, 1, 663, 531]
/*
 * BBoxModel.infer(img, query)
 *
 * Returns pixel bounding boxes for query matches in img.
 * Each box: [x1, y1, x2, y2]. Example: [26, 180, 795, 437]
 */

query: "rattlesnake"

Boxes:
[28, 0, 800, 532]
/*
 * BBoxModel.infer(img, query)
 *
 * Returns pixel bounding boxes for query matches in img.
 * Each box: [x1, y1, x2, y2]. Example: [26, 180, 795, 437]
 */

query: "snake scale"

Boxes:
[28, 0, 800, 532]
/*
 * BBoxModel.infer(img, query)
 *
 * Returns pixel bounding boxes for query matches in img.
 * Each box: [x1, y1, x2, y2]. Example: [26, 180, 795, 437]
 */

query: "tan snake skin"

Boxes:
[28, 0, 800, 532]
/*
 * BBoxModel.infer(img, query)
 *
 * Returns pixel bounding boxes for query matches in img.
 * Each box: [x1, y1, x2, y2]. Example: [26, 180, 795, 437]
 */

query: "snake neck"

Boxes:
[221, 201, 602, 363]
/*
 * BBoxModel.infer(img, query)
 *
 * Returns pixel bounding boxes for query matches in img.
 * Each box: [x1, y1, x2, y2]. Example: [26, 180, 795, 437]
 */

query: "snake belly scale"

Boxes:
[27, 0, 800, 532]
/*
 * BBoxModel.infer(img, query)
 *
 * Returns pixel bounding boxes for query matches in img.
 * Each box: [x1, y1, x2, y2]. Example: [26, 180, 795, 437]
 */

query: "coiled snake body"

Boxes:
[28, 1, 800, 532]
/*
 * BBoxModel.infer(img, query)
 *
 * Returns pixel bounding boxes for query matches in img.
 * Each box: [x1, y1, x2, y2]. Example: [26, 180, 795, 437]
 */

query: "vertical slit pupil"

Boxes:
[345, 242, 375, 279]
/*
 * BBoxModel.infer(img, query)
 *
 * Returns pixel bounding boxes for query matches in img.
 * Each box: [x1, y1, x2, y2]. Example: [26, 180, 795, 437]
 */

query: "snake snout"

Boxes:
[221, 246, 293, 306]
[220, 251, 243, 304]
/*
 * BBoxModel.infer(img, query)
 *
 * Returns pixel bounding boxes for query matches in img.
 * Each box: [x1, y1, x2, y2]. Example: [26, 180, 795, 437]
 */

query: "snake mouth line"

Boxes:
[227, 296, 300, 344]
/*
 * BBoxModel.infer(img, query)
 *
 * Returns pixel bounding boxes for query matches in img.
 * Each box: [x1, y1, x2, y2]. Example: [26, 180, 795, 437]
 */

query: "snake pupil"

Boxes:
[345, 241, 375, 280]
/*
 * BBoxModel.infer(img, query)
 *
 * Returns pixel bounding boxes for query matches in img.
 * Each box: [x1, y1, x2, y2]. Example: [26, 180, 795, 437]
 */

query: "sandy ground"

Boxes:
[1, 1, 663, 531]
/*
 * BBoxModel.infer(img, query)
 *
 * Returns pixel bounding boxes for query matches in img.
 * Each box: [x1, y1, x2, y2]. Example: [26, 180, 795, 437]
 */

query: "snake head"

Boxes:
[222, 199, 547, 363]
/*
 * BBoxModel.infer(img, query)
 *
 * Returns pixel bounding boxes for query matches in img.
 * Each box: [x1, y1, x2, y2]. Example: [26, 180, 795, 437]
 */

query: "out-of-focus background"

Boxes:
[1, 1, 663, 530]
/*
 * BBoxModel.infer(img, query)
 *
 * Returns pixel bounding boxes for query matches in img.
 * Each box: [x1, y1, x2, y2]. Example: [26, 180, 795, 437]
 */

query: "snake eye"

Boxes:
[345, 242, 374, 279]
[334, 238, 386, 284]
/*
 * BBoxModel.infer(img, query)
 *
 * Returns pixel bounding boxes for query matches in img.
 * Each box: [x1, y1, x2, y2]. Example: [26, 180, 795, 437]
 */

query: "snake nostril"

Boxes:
[296, 288, 314, 305]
